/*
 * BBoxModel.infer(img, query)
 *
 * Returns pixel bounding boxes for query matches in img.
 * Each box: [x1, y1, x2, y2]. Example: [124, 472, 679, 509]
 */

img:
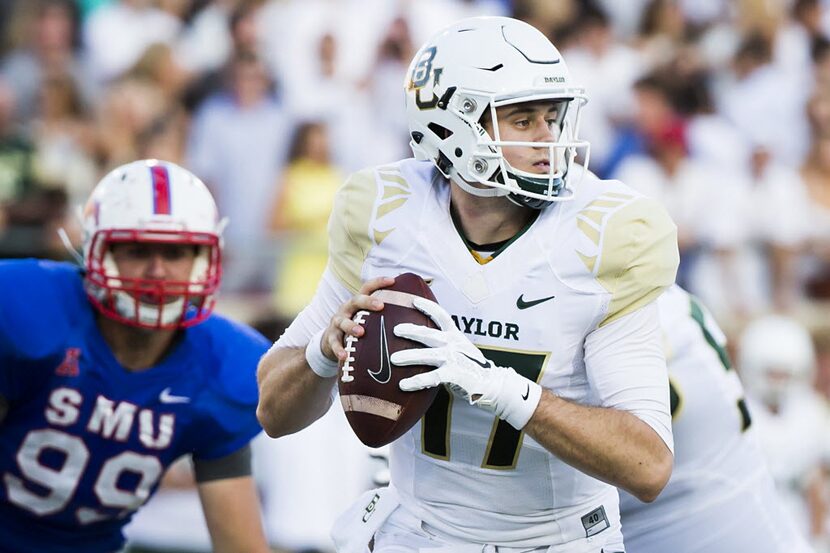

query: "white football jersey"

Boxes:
[315, 159, 678, 548]
[750, 392, 830, 492]
[619, 285, 813, 553]
[748, 389, 830, 539]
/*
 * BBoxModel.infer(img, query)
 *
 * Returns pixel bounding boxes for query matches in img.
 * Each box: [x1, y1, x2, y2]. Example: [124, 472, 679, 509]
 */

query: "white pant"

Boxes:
[373, 503, 622, 553]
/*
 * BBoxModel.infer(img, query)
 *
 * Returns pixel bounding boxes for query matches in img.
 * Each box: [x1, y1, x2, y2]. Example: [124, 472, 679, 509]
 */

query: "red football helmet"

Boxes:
[82, 159, 225, 329]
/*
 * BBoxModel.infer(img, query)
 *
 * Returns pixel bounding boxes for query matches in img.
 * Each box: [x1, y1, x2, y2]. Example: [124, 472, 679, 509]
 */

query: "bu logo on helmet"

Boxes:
[409, 46, 443, 110]
[409, 46, 438, 88]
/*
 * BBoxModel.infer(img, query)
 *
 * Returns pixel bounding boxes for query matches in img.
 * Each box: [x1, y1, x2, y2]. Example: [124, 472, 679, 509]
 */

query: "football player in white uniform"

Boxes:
[739, 316, 830, 550]
[257, 17, 678, 553]
[619, 286, 814, 553]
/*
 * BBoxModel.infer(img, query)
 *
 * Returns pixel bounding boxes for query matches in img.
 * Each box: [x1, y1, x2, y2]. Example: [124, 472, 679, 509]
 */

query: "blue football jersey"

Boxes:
[0, 259, 268, 553]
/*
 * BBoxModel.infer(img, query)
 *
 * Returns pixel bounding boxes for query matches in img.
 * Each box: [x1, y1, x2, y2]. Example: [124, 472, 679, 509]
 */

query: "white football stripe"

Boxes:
[340, 394, 402, 421]
[371, 289, 418, 309]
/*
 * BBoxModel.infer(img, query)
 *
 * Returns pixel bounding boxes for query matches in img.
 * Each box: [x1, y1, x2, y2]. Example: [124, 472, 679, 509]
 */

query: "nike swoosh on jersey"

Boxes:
[516, 294, 556, 310]
[369, 315, 392, 384]
[159, 387, 190, 404]
[521, 384, 530, 400]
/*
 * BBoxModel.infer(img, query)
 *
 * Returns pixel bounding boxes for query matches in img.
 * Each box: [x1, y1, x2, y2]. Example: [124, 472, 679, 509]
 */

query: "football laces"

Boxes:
[341, 310, 369, 383]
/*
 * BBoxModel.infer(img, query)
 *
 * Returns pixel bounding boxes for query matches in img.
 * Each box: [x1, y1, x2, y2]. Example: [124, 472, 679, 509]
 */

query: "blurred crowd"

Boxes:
[1, 0, 829, 326]
[3, 0, 830, 551]
[1, 0, 829, 324]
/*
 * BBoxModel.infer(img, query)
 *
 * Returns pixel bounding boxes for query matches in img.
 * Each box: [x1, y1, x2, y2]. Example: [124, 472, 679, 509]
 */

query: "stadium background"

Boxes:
[1, 0, 830, 551]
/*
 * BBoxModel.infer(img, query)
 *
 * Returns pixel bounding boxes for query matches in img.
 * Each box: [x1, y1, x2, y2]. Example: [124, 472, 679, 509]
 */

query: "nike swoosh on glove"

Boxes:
[393, 296, 542, 430]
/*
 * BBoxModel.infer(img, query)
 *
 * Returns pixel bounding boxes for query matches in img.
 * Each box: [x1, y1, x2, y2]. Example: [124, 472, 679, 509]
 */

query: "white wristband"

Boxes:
[305, 328, 339, 378]
[497, 369, 543, 430]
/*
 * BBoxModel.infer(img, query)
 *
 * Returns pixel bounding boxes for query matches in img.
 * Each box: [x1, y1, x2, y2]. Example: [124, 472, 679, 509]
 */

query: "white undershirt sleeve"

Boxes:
[583, 301, 674, 453]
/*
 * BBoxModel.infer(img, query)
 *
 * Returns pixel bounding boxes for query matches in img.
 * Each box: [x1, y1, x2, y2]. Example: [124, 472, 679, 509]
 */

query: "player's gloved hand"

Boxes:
[393, 296, 542, 430]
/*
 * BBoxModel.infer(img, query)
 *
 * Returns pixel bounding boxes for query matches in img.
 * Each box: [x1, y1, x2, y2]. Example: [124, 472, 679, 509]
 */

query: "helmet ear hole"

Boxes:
[428, 123, 454, 140]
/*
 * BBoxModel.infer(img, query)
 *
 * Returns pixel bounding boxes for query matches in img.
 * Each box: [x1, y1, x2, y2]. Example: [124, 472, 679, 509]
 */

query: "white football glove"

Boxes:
[393, 296, 542, 430]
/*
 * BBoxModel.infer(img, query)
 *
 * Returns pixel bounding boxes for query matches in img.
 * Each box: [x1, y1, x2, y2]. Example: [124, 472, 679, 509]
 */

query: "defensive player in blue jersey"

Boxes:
[0, 160, 271, 553]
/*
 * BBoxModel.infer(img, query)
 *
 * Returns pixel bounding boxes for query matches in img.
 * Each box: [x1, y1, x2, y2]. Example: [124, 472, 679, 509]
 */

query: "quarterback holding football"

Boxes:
[258, 16, 678, 553]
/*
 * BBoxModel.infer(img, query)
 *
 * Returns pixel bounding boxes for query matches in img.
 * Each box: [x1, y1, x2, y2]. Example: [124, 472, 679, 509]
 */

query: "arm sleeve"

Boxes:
[584, 302, 674, 453]
[193, 444, 252, 482]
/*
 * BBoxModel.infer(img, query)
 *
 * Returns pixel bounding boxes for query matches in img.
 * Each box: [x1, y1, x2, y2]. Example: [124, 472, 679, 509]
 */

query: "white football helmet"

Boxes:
[82, 159, 226, 330]
[738, 315, 816, 407]
[404, 16, 589, 209]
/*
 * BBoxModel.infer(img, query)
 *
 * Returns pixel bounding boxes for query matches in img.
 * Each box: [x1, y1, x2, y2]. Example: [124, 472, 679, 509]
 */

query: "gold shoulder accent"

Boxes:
[378, 170, 410, 190]
[578, 251, 597, 273]
[373, 228, 394, 246]
[373, 166, 412, 245]
[327, 169, 377, 294]
[382, 185, 409, 199]
[595, 197, 679, 326]
[575, 193, 631, 270]
[377, 197, 407, 219]
[577, 218, 601, 246]
[603, 192, 635, 200]
[327, 167, 415, 292]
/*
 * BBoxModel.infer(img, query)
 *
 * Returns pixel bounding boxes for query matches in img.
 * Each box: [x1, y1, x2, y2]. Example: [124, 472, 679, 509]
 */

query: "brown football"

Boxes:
[338, 272, 440, 448]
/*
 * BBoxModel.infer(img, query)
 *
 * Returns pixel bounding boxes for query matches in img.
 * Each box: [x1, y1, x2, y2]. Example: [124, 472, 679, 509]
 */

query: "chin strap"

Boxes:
[57, 227, 85, 266]
[506, 191, 550, 210]
[452, 174, 508, 198]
